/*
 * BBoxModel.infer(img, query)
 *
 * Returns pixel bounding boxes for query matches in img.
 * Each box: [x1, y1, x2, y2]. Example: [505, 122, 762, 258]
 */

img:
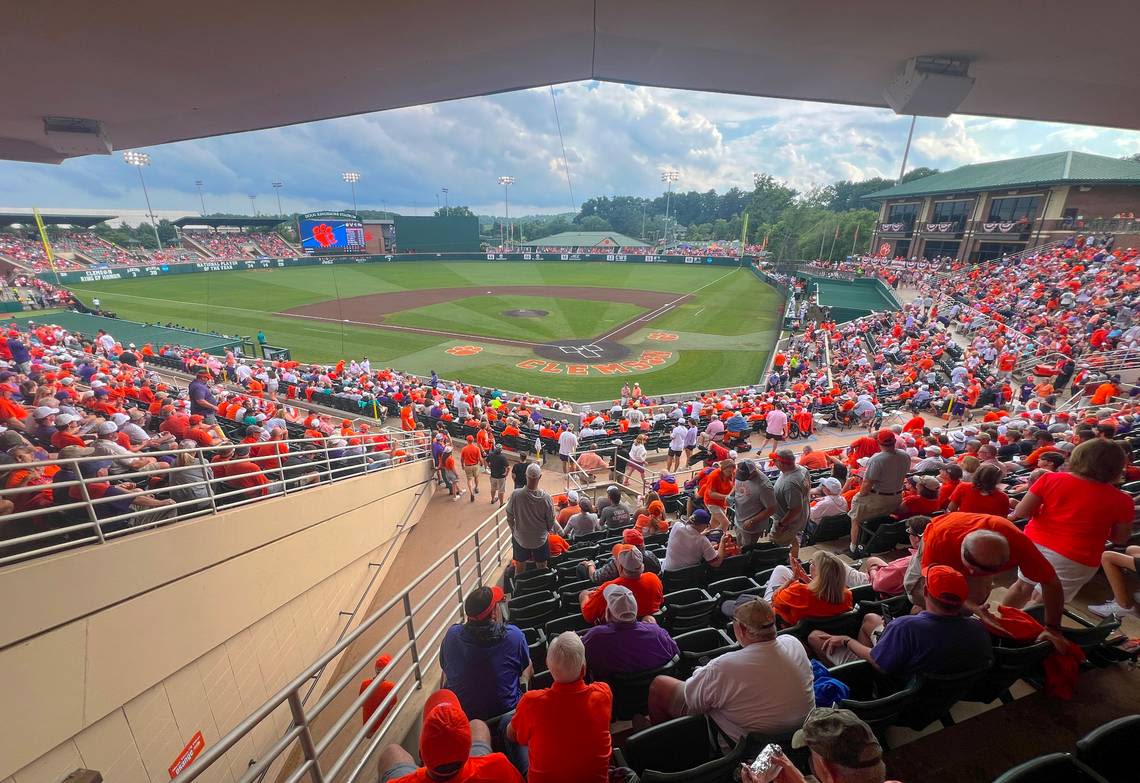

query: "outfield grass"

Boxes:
[70, 261, 782, 399]
[383, 295, 646, 341]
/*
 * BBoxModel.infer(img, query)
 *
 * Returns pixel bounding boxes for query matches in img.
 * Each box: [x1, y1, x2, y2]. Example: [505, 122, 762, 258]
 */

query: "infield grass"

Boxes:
[69, 261, 782, 399]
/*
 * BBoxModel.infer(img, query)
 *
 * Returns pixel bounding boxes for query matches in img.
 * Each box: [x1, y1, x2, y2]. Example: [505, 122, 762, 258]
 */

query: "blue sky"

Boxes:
[4, 80, 1140, 219]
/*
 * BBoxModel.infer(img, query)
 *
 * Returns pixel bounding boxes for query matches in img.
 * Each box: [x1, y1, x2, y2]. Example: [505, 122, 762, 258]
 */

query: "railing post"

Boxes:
[473, 529, 483, 583]
[202, 454, 219, 514]
[73, 459, 106, 543]
[401, 593, 423, 690]
[286, 691, 327, 783]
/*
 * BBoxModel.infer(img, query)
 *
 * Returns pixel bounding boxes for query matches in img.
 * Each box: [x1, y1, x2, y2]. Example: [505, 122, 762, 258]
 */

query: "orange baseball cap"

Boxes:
[419, 690, 471, 774]
[923, 565, 968, 606]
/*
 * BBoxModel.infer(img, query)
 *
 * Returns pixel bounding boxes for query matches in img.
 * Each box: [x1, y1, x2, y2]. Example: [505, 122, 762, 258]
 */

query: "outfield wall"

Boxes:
[42, 252, 745, 285]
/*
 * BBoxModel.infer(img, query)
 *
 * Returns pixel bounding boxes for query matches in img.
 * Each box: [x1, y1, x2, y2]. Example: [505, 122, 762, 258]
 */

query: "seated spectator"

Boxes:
[634, 499, 669, 535]
[360, 654, 396, 738]
[809, 477, 848, 522]
[1089, 544, 1140, 619]
[1005, 438, 1133, 606]
[559, 497, 599, 538]
[598, 485, 633, 529]
[865, 516, 931, 596]
[740, 708, 888, 783]
[211, 444, 272, 500]
[897, 475, 942, 517]
[647, 598, 814, 742]
[766, 551, 853, 626]
[935, 463, 963, 509]
[441, 586, 531, 721]
[507, 632, 612, 783]
[376, 688, 523, 783]
[580, 547, 663, 624]
[166, 440, 213, 510]
[810, 565, 992, 675]
[661, 508, 730, 572]
[946, 463, 1009, 515]
[583, 583, 680, 681]
[578, 528, 662, 583]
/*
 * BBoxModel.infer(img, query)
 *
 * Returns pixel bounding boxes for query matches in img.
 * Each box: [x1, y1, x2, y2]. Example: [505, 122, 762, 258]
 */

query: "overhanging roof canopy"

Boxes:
[4, 1, 1140, 164]
[866, 151, 1140, 200]
[0, 212, 114, 228]
[172, 216, 289, 229]
[530, 230, 648, 246]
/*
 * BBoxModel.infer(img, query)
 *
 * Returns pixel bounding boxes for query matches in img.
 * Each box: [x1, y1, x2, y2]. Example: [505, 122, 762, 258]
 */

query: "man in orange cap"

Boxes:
[377, 688, 523, 782]
[360, 654, 396, 738]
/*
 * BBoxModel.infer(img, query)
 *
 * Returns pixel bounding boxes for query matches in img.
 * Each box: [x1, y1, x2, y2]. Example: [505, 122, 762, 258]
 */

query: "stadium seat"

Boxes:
[557, 580, 593, 610]
[527, 670, 554, 691]
[802, 513, 851, 546]
[673, 627, 739, 677]
[1024, 606, 1122, 654]
[621, 715, 739, 779]
[608, 654, 681, 720]
[965, 640, 1052, 705]
[712, 552, 754, 580]
[544, 613, 591, 638]
[506, 592, 561, 630]
[857, 518, 910, 554]
[992, 753, 1110, 783]
[661, 563, 706, 593]
[1075, 714, 1140, 783]
[780, 609, 863, 642]
[512, 568, 556, 595]
[659, 589, 718, 635]
[897, 665, 992, 731]
[747, 543, 793, 569]
[521, 627, 547, 673]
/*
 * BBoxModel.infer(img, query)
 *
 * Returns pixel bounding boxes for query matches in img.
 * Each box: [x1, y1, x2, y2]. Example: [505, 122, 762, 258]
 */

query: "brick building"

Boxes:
[865, 150, 1140, 261]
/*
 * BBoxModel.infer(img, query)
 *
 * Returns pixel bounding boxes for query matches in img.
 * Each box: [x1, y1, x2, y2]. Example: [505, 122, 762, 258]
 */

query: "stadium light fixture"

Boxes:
[194, 179, 206, 215]
[498, 176, 515, 246]
[249, 194, 258, 216]
[271, 180, 284, 216]
[342, 171, 361, 214]
[123, 151, 162, 250]
[441, 187, 449, 209]
[661, 169, 680, 249]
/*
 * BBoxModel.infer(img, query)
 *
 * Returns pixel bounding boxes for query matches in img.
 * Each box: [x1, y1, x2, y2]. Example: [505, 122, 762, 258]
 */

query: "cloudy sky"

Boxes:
[4, 80, 1140, 220]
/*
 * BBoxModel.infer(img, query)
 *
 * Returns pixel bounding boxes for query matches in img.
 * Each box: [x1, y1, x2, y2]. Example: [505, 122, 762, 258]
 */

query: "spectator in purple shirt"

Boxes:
[583, 584, 679, 681]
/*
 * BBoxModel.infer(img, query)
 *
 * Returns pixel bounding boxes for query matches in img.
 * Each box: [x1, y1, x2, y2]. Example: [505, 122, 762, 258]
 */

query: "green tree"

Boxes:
[433, 205, 475, 218]
[899, 166, 939, 184]
[578, 215, 614, 231]
[826, 177, 895, 211]
[748, 174, 798, 232]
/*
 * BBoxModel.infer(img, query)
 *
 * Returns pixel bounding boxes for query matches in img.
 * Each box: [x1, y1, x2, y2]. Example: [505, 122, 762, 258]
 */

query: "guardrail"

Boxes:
[0, 429, 432, 567]
[175, 493, 517, 783]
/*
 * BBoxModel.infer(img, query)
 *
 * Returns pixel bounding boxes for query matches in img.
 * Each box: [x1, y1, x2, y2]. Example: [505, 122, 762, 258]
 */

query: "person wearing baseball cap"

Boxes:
[579, 546, 664, 625]
[577, 526, 663, 585]
[581, 583, 679, 681]
[439, 586, 531, 722]
[0, 382, 29, 432]
[661, 507, 732, 572]
[359, 654, 396, 739]
[774, 707, 890, 783]
[808, 563, 992, 675]
[646, 597, 813, 742]
[848, 431, 911, 556]
[376, 688, 522, 783]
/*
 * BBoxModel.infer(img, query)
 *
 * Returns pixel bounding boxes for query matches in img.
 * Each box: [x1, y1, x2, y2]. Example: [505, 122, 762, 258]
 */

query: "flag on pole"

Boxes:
[761, 232, 769, 252]
[834, 223, 841, 239]
[739, 213, 750, 248]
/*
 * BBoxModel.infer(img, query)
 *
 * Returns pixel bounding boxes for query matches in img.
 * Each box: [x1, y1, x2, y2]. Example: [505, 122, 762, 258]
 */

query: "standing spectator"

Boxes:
[557, 423, 578, 474]
[646, 599, 814, 741]
[1004, 439, 1133, 606]
[440, 586, 531, 721]
[773, 448, 811, 556]
[1089, 545, 1140, 619]
[256, 329, 267, 357]
[376, 689, 523, 783]
[459, 435, 485, 502]
[359, 655, 396, 738]
[699, 459, 736, 530]
[505, 462, 555, 572]
[511, 451, 531, 490]
[849, 431, 910, 554]
[734, 459, 778, 547]
[623, 433, 649, 489]
[188, 367, 219, 423]
[583, 584, 680, 681]
[667, 418, 687, 472]
[507, 632, 612, 783]
[485, 443, 509, 506]
[761, 404, 788, 452]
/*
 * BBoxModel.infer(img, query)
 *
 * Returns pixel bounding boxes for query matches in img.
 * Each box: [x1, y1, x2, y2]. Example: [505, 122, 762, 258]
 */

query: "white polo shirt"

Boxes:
[662, 522, 717, 571]
[683, 635, 815, 741]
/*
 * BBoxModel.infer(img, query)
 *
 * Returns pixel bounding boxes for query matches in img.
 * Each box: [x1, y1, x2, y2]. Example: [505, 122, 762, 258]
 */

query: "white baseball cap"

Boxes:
[33, 406, 59, 419]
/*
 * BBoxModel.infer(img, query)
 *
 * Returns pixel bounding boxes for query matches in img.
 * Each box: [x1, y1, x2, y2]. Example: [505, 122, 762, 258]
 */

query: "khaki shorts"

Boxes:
[491, 476, 506, 494]
[850, 492, 901, 526]
[463, 465, 479, 479]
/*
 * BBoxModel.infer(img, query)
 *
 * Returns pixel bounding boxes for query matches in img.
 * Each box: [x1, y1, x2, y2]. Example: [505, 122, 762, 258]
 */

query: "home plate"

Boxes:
[486, 290, 492, 293]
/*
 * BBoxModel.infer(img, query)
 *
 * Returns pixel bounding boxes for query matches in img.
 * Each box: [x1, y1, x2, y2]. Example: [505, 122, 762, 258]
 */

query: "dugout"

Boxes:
[392, 215, 478, 253]
[802, 274, 899, 323]
[11, 311, 244, 355]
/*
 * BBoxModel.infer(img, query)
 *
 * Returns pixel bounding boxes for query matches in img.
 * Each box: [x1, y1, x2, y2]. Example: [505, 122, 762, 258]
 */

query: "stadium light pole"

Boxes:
[661, 169, 679, 249]
[498, 176, 515, 246]
[194, 180, 206, 215]
[124, 151, 162, 249]
[271, 181, 284, 216]
[441, 187, 449, 209]
[249, 195, 257, 216]
[342, 171, 361, 214]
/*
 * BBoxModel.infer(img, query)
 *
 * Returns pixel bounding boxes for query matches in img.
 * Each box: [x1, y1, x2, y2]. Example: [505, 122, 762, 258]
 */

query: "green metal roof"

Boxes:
[528, 230, 649, 247]
[865, 151, 1140, 201]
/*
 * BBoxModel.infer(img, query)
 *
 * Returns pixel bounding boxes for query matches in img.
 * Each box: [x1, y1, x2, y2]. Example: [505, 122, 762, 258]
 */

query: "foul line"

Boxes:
[594, 266, 739, 341]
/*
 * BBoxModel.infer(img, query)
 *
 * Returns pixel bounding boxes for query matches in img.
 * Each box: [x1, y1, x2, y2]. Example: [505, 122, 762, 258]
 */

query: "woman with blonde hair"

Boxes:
[623, 432, 649, 490]
[765, 550, 853, 626]
[1004, 438, 1134, 606]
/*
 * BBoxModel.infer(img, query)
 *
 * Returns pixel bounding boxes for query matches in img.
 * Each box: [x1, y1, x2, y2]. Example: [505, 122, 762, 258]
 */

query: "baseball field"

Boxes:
[68, 261, 782, 401]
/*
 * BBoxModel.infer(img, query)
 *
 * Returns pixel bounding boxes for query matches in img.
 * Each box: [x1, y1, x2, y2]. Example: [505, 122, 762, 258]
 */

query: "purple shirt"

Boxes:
[871, 611, 992, 677]
[582, 621, 680, 681]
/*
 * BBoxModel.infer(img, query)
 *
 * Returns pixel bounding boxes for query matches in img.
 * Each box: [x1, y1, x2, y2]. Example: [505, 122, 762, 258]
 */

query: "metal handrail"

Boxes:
[174, 497, 517, 783]
[0, 431, 432, 567]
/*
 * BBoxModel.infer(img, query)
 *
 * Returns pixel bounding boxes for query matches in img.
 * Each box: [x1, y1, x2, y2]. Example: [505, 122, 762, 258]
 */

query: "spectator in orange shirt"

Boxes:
[765, 551, 853, 626]
[579, 548, 663, 624]
[797, 445, 831, 471]
[360, 655, 396, 738]
[635, 500, 669, 535]
[1089, 376, 1120, 405]
[0, 383, 29, 431]
[1023, 431, 1060, 468]
[699, 459, 736, 529]
[459, 435, 485, 502]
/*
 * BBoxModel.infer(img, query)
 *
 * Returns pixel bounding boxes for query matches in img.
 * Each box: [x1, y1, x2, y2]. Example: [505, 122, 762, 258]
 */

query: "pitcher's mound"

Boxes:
[503, 309, 549, 318]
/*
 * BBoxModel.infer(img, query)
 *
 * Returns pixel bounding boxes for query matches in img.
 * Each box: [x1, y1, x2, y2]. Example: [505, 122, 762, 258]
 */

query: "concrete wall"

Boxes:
[0, 460, 434, 783]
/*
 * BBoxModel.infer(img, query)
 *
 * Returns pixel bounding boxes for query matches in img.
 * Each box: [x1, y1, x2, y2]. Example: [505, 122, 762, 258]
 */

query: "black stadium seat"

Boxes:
[1075, 714, 1140, 783]
[992, 753, 1110, 783]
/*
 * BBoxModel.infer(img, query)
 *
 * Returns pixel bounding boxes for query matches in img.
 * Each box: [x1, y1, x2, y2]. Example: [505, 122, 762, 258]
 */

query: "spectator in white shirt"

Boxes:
[810, 477, 849, 522]
[667, 421, 687, 472]
[557, 425, 578, 474]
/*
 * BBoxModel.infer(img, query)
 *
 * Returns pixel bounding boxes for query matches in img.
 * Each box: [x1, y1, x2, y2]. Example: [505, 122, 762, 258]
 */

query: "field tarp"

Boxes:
[11, 311, 242, 355]
[41, 252, 746, 285]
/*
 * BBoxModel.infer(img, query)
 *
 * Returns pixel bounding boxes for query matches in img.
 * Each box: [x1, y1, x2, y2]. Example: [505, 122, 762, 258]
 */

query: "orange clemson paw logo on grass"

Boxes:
[446, 345, 483, 356]
[647, 332, 679, 341]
